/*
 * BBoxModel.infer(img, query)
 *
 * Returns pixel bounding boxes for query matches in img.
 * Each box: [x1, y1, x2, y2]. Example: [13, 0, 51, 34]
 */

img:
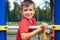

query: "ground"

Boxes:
[7, 35, 39, 40]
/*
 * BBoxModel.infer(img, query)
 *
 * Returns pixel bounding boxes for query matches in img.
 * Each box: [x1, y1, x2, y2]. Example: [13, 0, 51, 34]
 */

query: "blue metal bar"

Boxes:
[0, 0, 6, 40]
[0, 0, 6, 25]
[54, 0, 60, 40]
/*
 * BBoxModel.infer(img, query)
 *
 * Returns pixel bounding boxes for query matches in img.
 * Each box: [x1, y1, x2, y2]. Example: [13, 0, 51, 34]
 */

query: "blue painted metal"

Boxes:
[54, 30, 60, 40]
[54, 0, 60, 25]
[0, 0, 6, 40]
[54, 0, 60, 40]
[0, 0, 6, 25]
[0, 31, 6, 40]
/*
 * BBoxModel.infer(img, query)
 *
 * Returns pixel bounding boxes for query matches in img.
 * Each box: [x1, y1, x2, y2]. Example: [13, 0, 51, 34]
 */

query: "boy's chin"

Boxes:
[26, 17, 32, 19]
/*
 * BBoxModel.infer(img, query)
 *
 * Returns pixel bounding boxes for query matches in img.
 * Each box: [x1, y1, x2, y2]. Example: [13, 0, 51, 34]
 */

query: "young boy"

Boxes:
[16, 0, 48, 40]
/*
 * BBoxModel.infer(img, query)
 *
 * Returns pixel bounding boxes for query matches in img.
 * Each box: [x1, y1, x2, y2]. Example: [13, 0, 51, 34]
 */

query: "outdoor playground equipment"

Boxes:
[0, 0, 60, 40]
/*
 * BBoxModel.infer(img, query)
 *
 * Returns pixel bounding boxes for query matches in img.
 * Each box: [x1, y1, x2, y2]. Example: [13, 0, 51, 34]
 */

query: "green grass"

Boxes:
[6, 22, 18, 26]
[7, 31, 50, 36]
[7, 21, 51, 26]
[7, 31, 17, 35]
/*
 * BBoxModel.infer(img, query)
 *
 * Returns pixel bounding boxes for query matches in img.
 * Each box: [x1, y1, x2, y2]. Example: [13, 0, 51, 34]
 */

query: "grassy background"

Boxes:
[7, 21, 51, 26]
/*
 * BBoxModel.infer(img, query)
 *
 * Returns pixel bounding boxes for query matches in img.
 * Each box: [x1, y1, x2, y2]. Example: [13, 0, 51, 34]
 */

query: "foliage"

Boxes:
[7, 0, 53, 24]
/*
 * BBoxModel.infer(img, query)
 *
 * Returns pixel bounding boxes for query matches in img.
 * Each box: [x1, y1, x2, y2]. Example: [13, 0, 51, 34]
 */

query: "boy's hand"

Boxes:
[40, 22, 48, 31]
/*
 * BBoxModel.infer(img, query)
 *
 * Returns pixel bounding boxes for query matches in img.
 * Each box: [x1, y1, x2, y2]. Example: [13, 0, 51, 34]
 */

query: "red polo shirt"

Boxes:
[16, 17, 37, 40]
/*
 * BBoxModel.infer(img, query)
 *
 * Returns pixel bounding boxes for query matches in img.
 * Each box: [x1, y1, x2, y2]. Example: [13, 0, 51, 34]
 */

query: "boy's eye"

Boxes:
[24, 9, 27, 11]
[29, 9, 32, 11]
[23, 9, 33, 11]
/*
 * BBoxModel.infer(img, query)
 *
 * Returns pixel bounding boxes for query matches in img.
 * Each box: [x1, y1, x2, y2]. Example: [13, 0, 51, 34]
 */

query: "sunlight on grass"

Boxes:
[7, 21, 51, 26]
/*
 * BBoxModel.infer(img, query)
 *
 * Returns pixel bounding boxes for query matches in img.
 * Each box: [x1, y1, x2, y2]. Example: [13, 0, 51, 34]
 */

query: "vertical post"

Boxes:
[0, 0, 6, 40]
[54, 0, 60, 40]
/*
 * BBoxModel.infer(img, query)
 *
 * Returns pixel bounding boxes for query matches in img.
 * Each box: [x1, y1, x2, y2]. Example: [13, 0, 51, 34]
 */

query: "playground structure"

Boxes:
[0, 0, 60, 40]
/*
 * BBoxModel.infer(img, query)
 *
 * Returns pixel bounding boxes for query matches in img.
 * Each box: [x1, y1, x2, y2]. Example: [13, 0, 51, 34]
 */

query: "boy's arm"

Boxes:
[20, 22, 48, 40]
[21, 27, 42, 40]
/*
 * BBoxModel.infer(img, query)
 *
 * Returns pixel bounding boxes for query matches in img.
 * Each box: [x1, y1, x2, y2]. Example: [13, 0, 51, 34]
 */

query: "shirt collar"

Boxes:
[22, 16, 32, 21]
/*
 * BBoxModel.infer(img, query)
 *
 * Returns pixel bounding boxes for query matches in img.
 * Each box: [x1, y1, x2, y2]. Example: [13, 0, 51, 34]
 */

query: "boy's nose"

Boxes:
[27, 10, 30, 13]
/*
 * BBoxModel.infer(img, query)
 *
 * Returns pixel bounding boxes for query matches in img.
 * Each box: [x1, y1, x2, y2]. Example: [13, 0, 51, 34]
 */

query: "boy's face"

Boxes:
[22, 4, 35, 19]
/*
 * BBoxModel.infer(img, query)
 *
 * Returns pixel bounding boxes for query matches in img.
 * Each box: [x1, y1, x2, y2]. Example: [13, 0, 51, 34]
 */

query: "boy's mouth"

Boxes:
[25, 14, 33, 18]
[25, 13, 33, 16]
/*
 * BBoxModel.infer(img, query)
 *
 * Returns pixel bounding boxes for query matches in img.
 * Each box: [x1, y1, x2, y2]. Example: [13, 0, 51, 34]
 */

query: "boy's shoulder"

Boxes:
[18, 18, 36, 24]
[18, 18, 28, 24]
[32, 18, 36, 20]
[32, 18, 36, 21]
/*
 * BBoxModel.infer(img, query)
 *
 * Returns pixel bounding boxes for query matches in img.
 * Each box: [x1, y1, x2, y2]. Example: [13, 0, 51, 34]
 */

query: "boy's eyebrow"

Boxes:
[24, 9, 27, 11]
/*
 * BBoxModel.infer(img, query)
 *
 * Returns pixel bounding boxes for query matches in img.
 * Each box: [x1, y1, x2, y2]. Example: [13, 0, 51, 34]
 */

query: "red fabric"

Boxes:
[16, 17, 37, 40]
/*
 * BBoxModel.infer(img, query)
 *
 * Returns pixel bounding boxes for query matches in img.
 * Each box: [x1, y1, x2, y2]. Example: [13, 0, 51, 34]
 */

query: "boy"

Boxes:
[16, 0, 48, 40]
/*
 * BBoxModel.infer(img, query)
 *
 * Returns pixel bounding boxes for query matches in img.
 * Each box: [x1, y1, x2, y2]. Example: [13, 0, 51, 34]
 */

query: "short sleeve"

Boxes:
[32, 18, 37, 25]
[18, 21, 29, 33]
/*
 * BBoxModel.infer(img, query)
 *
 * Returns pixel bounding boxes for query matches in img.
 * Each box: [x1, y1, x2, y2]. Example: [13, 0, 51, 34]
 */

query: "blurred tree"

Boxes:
[33, 8, 37, 21]
[44, 0, 54, 24]
[45, 0, 51, 22]
[6, 0, 11, 22]
[11, 2, 21, 22]
[36, 7, 41, 21]
[50, 0, 54, 24]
